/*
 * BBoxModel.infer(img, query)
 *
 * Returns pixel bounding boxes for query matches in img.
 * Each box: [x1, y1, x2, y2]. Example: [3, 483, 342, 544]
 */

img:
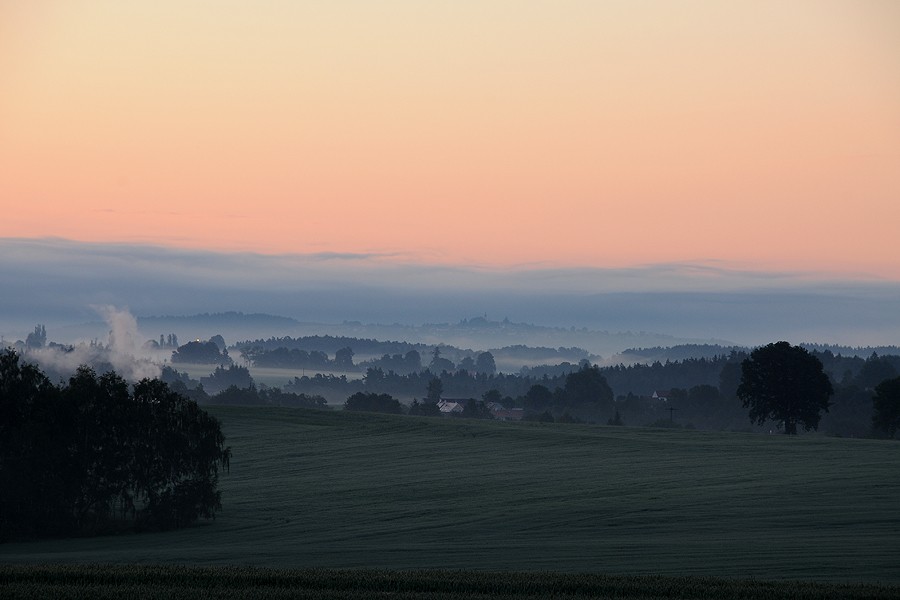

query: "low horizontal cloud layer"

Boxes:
[2, 237, 898, 347]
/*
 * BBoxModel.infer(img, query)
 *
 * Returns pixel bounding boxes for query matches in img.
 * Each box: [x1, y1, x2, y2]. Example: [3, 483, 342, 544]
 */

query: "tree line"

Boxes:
[159, 344, 898, 437]
[335, 343, 900, 438]
[0, 350, 231, 541]
[233, 335, 589, 374]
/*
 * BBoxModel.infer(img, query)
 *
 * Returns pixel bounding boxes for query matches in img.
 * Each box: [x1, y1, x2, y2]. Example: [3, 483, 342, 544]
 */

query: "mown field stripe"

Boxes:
[2, 565, 900, 600]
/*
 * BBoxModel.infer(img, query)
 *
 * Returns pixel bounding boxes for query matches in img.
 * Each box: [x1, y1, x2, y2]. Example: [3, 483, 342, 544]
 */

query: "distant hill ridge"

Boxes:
[623, 343, 900, 362]
[139, 312, 302, 327]
[135, 312, 719, 357]
[160, 313, 900, 363]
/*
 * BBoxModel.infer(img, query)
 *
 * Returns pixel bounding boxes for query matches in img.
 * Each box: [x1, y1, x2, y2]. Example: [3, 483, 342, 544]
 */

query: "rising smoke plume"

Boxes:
[17, 306, 162, 382]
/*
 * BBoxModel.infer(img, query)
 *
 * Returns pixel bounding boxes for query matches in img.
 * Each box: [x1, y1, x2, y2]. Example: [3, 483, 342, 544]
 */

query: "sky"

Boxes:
[2, 0, 899, 277]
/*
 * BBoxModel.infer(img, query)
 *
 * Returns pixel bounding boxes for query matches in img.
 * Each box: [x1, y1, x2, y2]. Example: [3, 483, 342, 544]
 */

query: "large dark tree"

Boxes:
[131, 378, 230, 529]
[0, 350, 230, 540]
[872, 376, 900, 439]
[737, 342, 833, 434]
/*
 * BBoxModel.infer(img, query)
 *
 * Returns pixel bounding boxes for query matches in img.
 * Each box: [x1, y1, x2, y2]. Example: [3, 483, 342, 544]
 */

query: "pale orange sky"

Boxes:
[2, 1, 899, 277]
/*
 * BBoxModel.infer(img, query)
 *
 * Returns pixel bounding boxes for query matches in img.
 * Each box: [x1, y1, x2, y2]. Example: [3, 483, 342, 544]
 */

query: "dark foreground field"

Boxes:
[2, 565, 899, 600]
[2, 407, 899, 586]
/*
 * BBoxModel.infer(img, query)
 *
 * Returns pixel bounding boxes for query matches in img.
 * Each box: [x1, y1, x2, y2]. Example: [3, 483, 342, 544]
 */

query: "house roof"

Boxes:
[492, 408, 524, 421]
[437, 400, 464, 413]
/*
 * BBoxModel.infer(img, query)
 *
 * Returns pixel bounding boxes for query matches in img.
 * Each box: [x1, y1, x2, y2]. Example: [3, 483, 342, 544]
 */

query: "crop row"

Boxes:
[2, 565, 900, 599]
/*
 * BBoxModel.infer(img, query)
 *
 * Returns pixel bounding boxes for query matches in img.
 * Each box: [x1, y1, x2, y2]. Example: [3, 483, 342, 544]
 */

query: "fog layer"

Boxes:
[2, 238, 898, 347]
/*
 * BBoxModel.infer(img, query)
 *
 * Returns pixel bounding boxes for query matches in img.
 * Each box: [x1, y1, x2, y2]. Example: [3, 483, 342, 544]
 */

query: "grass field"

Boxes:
[1, 407, 899, 584]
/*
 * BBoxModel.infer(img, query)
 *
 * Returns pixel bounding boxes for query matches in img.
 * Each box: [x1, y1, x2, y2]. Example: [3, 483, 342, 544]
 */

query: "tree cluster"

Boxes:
[344, 392, 404, 414]
[171, 340, 232, 365]
[366, 350, 422, 375]
[0, 350, 231, 541]
[199, 364, 253, 395]
[242, 347, 334, 370]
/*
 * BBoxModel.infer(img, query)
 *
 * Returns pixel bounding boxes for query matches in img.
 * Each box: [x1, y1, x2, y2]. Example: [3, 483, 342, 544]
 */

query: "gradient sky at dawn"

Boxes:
[2, 1, 899, 276]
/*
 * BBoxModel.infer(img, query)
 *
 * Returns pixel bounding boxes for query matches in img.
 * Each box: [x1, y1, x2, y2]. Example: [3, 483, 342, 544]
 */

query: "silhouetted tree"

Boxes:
[718, 356, 744, 399]
[607, 409, 624, 426]
[131, 377, 230, 530]
[482, 389, 502, 404]
[334, 347, 355, 370]
[209, 335, 227, 353]
[211, 385, 264, 405]
[872, 376, 900, 439]
[200, 365, 253, 395]
[344, 392, 403, 414]
[524, 384, 554, 412]
[856, 355, 898, 390]
[461, 398, 493, 419]
[462, 356, 479, 372]
[426, 377, 443, 402]
[475, 351, 497, 375]
[737, 342, 833, 434]
[365, 367, 386, 389]
[0, 350, 229, 540]
[258, 388, 326, 409]
[404, 350, 422, 372]
[563, 364, 614, 411]
[172, 340, 231, 365]
[408, 399, 441, 417]
[429, 347, 455, 372]
[0, 350, 63, 537]
[25, 324, 46, 349]
[63, 367, 134, 531]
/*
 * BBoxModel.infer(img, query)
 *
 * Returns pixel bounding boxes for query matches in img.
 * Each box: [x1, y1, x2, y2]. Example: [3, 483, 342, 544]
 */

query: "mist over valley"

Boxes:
[3, 238, 899, 350]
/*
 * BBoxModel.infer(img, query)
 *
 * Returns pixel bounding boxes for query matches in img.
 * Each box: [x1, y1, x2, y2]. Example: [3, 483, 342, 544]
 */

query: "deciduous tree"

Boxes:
[737, 342, 833, 434]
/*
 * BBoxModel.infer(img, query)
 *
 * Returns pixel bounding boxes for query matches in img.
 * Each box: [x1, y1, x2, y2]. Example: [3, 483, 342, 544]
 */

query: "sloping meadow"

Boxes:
[2, 407, 899, 585]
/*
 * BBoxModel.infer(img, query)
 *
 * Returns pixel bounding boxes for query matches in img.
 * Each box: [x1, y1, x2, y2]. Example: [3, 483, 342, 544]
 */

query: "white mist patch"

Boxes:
[92, 305, 161, 381]
[95, 305, 141, 356]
